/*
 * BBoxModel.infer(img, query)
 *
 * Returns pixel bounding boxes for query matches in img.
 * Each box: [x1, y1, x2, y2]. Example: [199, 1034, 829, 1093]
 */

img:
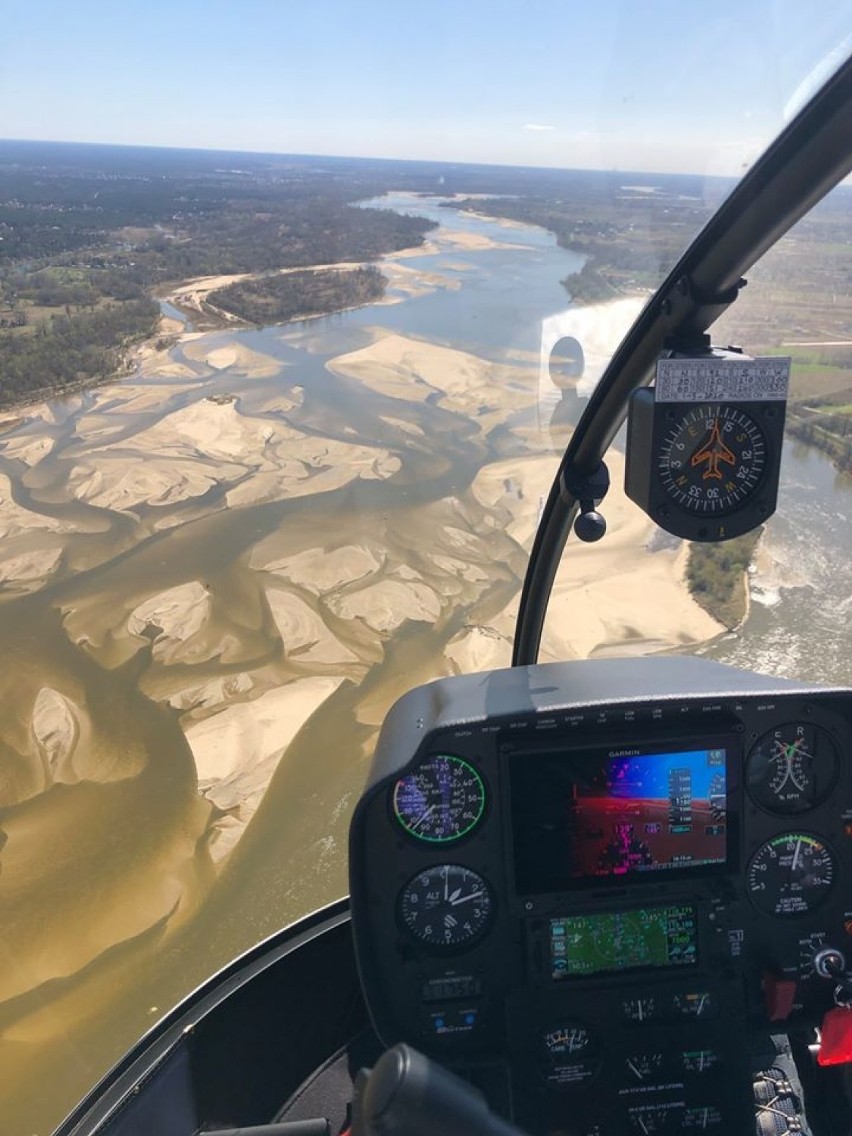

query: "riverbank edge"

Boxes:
[685, 527, 763, 631]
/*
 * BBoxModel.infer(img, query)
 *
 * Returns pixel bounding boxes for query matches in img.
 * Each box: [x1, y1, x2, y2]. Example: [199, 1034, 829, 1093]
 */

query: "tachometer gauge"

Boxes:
[658, 404, 767, 516]
[397, 865, 492, 949]
[392, 755, 486, 843]
[746, 724, 840, 814]
[747, 834, 836, 918]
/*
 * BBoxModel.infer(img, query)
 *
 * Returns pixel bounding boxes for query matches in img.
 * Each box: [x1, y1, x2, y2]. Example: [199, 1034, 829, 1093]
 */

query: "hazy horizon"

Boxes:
[4, 0, 852, 178]
[0, 134, 744, 182]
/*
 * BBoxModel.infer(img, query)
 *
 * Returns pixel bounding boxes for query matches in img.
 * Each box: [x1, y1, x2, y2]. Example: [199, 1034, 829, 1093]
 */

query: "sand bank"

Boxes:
[181, 339, 284, 378]
[266, 588, 359, 665]
[327, 331, 531, 424]
[253, 542, 383, 594]
[0, 474, 71, 538]
[128, 582, 211, 663]
[464, 448, 723, 664]
[325, 577, 442, 633]
[185, 676, 346, 860]
[63, 396, 399, 513]
[434, 229, 532, 252]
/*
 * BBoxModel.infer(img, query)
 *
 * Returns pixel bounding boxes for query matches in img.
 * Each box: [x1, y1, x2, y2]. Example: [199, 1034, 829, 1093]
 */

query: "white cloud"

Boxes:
[523, 123, 556, 132]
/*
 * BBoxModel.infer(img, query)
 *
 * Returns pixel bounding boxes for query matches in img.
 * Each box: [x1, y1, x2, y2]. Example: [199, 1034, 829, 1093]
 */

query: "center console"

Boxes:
[349, 657, 852, 1134]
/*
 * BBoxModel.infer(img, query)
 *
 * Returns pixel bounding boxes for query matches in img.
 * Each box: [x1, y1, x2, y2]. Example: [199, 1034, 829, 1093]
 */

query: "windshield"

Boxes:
[2, 4, 852, 1133]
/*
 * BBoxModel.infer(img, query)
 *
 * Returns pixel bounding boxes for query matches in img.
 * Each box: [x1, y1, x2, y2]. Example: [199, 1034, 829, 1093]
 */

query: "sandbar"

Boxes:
[464, 448, 723, 664]
[327, 331, 531, 424]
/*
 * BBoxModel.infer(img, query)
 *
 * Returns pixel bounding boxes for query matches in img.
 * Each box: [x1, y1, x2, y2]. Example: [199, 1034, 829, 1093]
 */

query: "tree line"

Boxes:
[0, 299, 158, 406]
[210, 266, 386, 325]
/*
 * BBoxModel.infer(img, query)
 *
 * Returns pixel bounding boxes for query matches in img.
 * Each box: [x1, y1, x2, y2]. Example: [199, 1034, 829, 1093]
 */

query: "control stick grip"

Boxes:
[353, 1044, 528, 1136]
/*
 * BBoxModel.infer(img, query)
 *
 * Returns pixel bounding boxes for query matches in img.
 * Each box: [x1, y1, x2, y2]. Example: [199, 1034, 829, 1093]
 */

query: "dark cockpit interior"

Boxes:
[348, 657, 852, 1134]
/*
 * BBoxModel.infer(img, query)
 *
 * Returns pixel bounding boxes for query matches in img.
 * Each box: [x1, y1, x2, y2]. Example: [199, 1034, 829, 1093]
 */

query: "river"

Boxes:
[0, 192, 848, 1135]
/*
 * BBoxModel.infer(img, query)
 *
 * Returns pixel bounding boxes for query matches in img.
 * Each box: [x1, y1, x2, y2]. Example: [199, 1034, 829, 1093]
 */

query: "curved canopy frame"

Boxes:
[513, 53, 852, 666]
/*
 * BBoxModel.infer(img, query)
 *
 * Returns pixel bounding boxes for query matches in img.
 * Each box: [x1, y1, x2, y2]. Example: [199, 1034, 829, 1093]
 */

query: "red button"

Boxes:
[762, 972, 797, 1022]
[818, 1006, 852, 1066]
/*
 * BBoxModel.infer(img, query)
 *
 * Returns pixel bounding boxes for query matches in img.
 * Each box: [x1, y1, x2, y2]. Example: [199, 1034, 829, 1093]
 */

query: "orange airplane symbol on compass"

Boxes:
[691, 419, 737, 480]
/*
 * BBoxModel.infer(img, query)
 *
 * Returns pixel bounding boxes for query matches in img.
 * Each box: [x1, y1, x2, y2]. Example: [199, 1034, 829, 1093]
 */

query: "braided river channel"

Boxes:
[0, 193, 849, 1133]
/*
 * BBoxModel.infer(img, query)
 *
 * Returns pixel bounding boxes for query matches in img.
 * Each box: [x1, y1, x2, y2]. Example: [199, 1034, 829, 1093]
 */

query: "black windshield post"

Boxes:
[512, 53, 852, 668]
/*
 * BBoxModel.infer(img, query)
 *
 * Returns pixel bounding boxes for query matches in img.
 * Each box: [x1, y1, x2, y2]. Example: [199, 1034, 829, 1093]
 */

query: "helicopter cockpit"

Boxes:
[348, 655, 852, 1135]
[39, 23, 852, 1136]
[342, 52, 852, 1136]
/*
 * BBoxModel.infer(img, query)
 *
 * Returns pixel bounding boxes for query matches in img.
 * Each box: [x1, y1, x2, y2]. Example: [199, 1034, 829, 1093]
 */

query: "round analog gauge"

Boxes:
[672, 991, 718, 1019]
[541, 1022, 600, 1088]
[680, 1050, 720, 1075]
[625, 1052, 664, 1082]
[747, 724, 840, 814]
[397, 864, 492, 949]
[658, 404, 767, 515]
[392, 755, 486, 843]
[747, 834, 836, 918]
[622, 996, 657, 1023]
[543, 1023, 593, 1061]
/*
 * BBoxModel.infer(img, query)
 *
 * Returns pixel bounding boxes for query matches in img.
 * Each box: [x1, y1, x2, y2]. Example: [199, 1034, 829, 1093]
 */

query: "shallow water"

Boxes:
[0, 194, 585, 1134]
[2, 192, 850, 1135]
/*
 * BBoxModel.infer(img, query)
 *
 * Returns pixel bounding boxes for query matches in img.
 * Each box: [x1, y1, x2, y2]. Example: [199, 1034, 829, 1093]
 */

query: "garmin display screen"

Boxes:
[550, 905, 698, 979]
[510, 740, 731, 894]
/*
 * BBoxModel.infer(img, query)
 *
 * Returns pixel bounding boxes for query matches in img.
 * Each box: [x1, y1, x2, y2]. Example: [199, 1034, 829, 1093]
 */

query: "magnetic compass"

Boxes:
[657, 404, 767, 516]
[625, 356, 787, 542]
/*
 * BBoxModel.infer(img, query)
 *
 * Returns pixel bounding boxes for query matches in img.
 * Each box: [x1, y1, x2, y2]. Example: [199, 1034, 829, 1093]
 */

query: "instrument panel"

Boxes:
[348, 657, 852, 1135]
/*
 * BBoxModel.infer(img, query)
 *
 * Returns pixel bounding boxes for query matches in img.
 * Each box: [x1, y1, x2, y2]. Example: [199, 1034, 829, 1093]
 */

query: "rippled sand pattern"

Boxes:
[0, 217, 720, 1133]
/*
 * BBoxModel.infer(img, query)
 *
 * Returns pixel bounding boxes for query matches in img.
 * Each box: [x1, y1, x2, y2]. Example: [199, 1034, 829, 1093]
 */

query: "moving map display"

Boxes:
[549, 905, 698, 978]
[510, 742, 730, 894]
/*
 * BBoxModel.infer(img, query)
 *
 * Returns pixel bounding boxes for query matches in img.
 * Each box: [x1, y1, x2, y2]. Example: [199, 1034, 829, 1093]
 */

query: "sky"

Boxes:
[2, 0, 852, 175]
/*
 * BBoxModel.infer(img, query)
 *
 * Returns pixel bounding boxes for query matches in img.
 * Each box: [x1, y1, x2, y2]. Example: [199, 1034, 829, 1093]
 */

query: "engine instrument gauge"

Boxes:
[671, 991, 718, 1019]
[392, 755, 486, 843]
[747, 834, 836, 918]
[625, 1052, 664, 1082]
[543, 1023, 592, 1060]
[658, 404, 767, 516]
[541, 1022, 600, 1087]
[397, 864, 492, 949]
[746, 724, 840, 814]
[683, 1105, 722, 1129]
[622, 996, 657, 1023]
[680, 1049, 720, 1075]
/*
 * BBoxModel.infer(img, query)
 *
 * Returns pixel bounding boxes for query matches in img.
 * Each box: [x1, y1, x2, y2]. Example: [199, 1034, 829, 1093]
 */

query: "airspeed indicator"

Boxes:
[392, 755, 486, 843]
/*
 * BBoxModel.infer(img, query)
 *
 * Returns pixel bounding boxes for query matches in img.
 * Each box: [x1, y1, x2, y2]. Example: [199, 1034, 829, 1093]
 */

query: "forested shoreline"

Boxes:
[209, 265, 386, 326]
[0, 145, 438, 405]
